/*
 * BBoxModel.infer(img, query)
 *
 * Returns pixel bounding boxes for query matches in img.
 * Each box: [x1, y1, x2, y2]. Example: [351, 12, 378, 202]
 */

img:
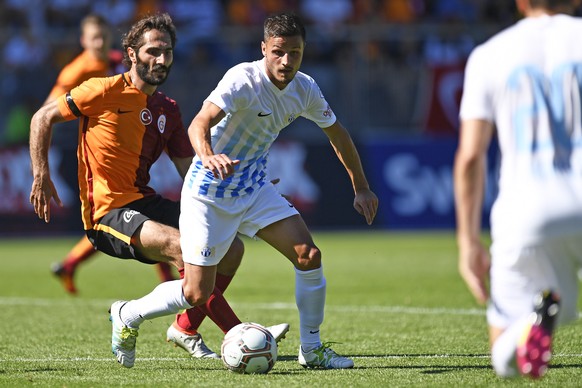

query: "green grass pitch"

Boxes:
[1, 231, 581, 387]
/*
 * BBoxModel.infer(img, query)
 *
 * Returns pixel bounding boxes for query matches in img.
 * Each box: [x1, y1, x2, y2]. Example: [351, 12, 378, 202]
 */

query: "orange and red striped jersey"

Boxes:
[57, 72, 193, 229]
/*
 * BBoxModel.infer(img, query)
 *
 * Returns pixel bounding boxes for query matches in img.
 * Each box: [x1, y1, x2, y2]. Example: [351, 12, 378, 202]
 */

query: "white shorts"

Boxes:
[179, 182, 299, 266]
[487, 234, 582, 329]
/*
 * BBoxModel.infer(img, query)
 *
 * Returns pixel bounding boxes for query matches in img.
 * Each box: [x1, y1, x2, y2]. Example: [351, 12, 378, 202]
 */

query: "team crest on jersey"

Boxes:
[140, 108, 153, 125]
[200, 246, 215, 258]
[288, 113, 296, 124]
[157, 114, 166, 133]
[123, 210, 141, 223]
[323, 104, 333, 118]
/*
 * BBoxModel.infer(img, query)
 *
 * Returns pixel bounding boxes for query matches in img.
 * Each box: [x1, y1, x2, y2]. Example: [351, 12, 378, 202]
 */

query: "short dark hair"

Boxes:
[121, 13, 177, 68]
[263, 13, 306, 43]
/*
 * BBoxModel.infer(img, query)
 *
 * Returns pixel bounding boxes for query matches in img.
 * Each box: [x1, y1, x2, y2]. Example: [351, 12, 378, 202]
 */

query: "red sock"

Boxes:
[176, 273, 238, 333]
[156, 262, 175, 282]
[215, 272, 234, 291]
[62, 237, 96, 272]
[197, 286, 241, 333]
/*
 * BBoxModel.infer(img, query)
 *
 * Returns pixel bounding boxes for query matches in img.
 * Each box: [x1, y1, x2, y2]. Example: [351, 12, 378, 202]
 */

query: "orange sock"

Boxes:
[156, 262, 175, 282]
[62, 236, 96, 272]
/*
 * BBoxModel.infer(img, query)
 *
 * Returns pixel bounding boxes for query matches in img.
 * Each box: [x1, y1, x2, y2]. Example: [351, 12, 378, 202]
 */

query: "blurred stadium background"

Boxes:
[0, 0, 561, 236]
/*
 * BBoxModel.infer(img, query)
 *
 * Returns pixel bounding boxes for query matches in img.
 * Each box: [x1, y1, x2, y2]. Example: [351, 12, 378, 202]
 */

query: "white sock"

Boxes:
[491, 316, 530, 377]
[120, 279, 193, 328]
[295, 266, 326, 351]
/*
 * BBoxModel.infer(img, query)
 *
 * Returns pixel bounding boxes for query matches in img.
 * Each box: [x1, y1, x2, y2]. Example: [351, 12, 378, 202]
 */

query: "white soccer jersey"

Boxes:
[460, 14, 582, 247]
[184, 58, 336, 198]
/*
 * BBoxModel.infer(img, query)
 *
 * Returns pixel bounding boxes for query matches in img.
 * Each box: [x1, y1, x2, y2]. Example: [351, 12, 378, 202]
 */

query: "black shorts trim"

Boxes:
[86, 195, 180, 264]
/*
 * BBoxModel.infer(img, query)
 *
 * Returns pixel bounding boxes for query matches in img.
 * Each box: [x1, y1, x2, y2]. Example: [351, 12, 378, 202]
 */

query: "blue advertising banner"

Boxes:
[0, 138, 498, 235]
[363, 137, 499, 229]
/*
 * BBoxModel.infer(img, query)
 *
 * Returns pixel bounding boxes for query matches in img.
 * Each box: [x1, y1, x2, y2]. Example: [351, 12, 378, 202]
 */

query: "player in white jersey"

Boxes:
[180, 12, 378, 369]
[454, 0, 582, 379]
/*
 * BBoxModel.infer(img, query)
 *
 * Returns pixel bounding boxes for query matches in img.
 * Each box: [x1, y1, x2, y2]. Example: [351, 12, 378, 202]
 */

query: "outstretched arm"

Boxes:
[322, 120, 378, 225]
[187, 101, 239, 180]
[29, 100, 66, 222]
[453, 118, 494, 305]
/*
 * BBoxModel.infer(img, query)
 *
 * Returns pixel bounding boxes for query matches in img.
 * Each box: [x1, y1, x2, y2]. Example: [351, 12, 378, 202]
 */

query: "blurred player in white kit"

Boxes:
[454, 0, 582, 379]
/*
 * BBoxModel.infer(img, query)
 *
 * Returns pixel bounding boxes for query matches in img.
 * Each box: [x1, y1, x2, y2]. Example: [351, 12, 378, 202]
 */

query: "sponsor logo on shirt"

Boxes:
[140, 108, 153, 125]
[158, 114, 166, 133]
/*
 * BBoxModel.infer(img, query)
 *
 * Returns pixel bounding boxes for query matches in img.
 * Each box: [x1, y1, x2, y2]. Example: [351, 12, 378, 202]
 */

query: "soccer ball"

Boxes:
[221, 322, 278, 374]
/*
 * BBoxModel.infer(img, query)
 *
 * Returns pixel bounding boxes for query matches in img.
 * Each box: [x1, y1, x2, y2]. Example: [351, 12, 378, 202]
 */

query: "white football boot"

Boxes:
[109, 301, 139, 368]
[265, 323, 290, 343]
[166, 325, 220, 359]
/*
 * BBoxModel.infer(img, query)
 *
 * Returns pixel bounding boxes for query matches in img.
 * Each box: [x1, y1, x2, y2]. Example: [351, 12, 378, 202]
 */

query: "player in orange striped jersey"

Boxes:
[44, 14, 123, 104]
[29, 14, 289, 365]
[45, 14, 175, 294]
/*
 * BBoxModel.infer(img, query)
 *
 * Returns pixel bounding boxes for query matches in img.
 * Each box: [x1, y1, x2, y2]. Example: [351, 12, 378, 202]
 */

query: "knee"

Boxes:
[295, 244, 321, 271]
[217, 237, 244, 275]
[182, 282, 212, 306]
[164, 231, 184, 268]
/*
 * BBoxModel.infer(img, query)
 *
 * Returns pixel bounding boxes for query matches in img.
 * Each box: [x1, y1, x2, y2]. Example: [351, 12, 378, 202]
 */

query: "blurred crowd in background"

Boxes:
[0, 0, 562, 147]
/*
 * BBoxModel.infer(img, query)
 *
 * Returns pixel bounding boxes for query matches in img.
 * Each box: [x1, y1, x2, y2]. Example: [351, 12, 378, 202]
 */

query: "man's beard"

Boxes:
[135, 57, 171, 86]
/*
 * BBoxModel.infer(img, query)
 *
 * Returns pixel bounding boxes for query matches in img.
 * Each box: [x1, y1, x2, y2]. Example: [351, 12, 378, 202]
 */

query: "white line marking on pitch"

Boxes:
[0, 297, 486, 316]
[2, 297, 582, 319]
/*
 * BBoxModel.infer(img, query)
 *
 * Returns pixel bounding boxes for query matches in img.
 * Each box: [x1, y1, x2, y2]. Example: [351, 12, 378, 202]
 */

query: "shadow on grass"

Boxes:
[412, 362, 582, 375]
[278, 354, 582, 374]
[353, 353, 490, 358]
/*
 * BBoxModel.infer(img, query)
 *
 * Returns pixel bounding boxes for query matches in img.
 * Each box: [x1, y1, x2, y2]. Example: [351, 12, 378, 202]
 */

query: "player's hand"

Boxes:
[458, 240, 490, 305]
[202, 154, 240, 180]
[30, 176, 62, 223]
[354, 188, 378, 225]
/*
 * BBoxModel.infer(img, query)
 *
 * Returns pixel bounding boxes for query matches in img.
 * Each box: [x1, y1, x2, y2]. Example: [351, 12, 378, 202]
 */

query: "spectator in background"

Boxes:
[300, 0, 353, 31]
[381, 0, 424, 23]
[225, 0, 259, 26]
[350, 0, 379, 24]
[3, 0, 47, 37]
[164, 0, 225, 64]
[45, 0, 91, 32]
[90, 0, 136, 31]
[135, 0, 165, 16]
[426, 0, 479, 22]
[1, 28, 48, 142]
[226, 0, 299, 26]
[2, 31, 48, 71]
[44, 14, 176, 295]
[2, 96, 39, 146]
[300, 0, 353, 59]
